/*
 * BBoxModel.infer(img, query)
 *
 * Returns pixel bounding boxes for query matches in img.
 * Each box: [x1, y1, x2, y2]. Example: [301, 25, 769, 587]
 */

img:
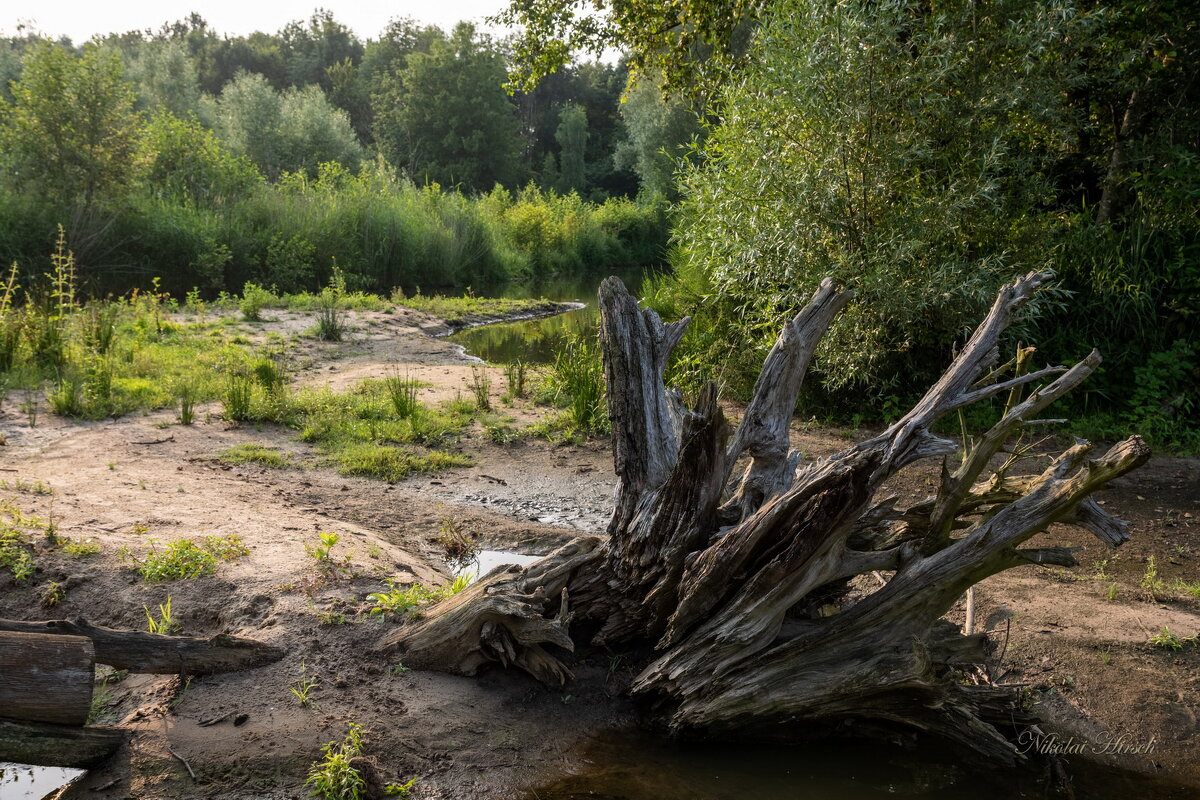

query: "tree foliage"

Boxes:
[0, 42, 139, 207]
[373, 24, 522, 192]
[657, 0, 1069, 398]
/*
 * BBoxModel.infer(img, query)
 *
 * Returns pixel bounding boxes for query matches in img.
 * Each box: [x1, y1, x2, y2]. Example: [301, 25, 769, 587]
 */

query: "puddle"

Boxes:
[522, 727, 1198, 800]
[454, 549, 542, 583]
[0, 763, 86, 800]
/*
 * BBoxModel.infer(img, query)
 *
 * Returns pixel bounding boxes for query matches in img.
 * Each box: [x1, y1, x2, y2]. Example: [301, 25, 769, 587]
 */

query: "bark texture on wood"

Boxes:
[0, 718, 124, 768]
[382, 271, 1148, 761]
[0, 632, 94, 725]
[0, 618, 285, 675]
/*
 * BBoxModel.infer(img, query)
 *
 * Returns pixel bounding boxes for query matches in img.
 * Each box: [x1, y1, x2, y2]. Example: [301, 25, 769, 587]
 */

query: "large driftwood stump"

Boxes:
[382, 272, 1148, 762]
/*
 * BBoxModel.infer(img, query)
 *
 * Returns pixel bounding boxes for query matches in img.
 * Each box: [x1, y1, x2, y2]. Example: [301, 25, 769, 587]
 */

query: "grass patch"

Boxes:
[127, 535, 250, 581]
[225, 378, 477, 482]
[334, 444, 471, 482]
[217, 443, 292, 468]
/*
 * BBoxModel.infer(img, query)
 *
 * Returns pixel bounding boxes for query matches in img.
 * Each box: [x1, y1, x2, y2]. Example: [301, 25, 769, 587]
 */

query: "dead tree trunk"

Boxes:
[381, 272, 1148, 762]
[0, 618, 285, 675]
[0, 632, 95, 725]
[0, 719, 125, 768]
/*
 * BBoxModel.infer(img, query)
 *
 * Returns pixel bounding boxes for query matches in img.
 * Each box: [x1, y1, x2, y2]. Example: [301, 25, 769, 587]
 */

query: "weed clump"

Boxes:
[130, 535, 250, 581]
[366, 575, 471, 618]
[306, 723, 366, 800]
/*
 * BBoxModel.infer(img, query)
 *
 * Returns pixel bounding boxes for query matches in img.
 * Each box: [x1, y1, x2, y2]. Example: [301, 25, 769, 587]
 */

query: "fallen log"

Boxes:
[0, 632, 94, 725]
[381, 272, 1149, 763]
[0, 618, 285, 675]
[0, 718, 124, 768]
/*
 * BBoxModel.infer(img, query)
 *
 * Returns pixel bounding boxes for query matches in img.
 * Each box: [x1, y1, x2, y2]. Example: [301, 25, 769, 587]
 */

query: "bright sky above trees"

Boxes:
[3, 1, 509, 43]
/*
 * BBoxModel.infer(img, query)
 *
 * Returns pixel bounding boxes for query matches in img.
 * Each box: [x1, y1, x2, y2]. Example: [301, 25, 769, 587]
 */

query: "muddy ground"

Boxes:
[1, 306, 1197, 799]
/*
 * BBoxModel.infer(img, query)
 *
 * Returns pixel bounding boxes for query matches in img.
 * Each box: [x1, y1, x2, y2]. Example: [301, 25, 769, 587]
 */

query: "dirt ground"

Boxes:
[1, 306, 1197, 799]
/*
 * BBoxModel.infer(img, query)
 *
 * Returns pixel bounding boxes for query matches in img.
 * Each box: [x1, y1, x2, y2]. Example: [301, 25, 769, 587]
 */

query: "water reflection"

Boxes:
[523, 727, 1197, 800]
[0, 763, 86, 800]
[448, 267, 650, 364]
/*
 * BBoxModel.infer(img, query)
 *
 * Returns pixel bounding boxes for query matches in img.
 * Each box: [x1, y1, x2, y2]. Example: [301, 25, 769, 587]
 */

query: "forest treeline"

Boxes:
[0, 13, 686, 295]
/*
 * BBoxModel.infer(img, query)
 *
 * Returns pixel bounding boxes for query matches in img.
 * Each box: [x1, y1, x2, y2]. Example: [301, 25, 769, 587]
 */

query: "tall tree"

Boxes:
[126, 40, 202, 118]
[372, 23, 522, 191]
[613, 73, 701, 198]
[280, 10, 363, 89]
[0, 42, 140, 209]
[554, 103, 588, 194]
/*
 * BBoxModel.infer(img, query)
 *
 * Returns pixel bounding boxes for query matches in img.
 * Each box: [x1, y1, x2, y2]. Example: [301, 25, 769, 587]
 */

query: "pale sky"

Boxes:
[3, 1, 514, 43]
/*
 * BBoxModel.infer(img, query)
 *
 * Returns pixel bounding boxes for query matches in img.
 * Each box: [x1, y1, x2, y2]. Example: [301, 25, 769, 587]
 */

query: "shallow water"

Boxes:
[454, 549, 543, 583]
[447, 267, 649, 364]
[0, 763, 85, 800]
[522, 728, 1197, 800]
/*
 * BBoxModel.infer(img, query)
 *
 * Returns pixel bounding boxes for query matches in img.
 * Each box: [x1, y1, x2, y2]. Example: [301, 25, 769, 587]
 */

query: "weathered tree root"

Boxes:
[379, 272, 1147, 761]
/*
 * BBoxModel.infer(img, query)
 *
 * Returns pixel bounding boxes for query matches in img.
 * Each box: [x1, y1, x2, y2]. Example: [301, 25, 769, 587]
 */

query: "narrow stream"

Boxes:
[447, 266, 649, 363]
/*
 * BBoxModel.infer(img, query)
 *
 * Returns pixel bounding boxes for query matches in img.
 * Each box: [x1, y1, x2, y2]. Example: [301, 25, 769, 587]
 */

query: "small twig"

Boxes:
[169, 747, 197, 780]
[131, 435, 175, 445]
[91, 778, 121, 792]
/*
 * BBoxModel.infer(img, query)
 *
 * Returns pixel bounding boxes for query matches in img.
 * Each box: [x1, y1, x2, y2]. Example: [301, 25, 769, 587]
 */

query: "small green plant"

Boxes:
[240, 282, 273, 321]
[1139, 555, 1166, 599]
[315, 267, 348, 342]
[317, 608, 346, 626]
[306, 531, 342, 566]
[1147, 626, 1197, 650]
[1099, 648, 1111, 665]
[20, 388, 39, 427]
[435, 517, 478, 570]
[223, 371, 255, 421]
[0, 512, 35, 581]
[291, 662, 320, 707]
[1105, 582, 1119, 601]
[504, 360, 527, 399]
[145, 595, 180, 634]
[41, 580, 65, 607]
[384, 779, 417, 797]
[176, 380, 197, 425]
[389, 662, 410, 676]
[306, 723, 366, 800]
[482, 422, 516, 444]
[383, 369, 421, 419]
[87, 682, 115, 725]
[469, 366, 491, 412]
[0, 477, 53, 495]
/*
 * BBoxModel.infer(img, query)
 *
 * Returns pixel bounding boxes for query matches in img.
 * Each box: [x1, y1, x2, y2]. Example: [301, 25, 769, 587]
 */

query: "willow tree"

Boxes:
[381, 272, 1147, 760]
